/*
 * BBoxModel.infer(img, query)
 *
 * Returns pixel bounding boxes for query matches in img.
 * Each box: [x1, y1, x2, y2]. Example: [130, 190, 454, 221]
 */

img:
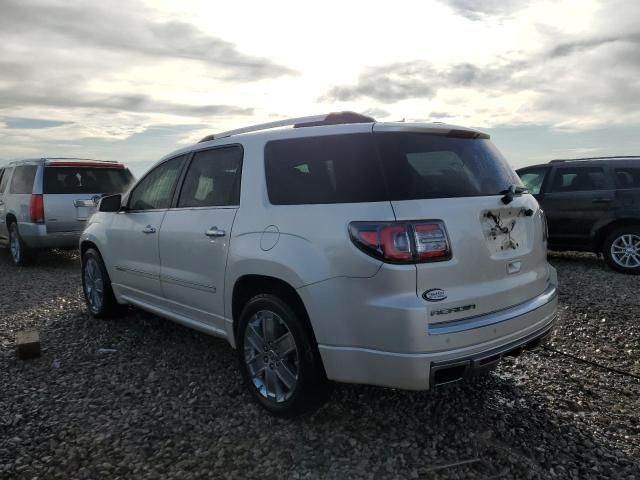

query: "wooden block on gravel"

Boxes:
[16, 331, 41, 360]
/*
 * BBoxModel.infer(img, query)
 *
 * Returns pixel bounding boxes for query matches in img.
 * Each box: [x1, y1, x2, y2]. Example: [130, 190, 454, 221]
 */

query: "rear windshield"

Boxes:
[264, 132, 520, 204]
[374, 132, 521, 200]
[44, 167, 134, 194]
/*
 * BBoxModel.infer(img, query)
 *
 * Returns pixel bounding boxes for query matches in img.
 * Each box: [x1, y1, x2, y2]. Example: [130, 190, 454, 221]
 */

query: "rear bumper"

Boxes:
[317, 279, 557, 390]
[18, 223, 81, 249]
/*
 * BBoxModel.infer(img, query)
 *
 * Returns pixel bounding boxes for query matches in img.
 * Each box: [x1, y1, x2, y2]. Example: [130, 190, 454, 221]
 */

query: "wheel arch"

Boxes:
[230, 274, 317, 349]
[595, 218, 640, 252]
[6, 212, 16, 229]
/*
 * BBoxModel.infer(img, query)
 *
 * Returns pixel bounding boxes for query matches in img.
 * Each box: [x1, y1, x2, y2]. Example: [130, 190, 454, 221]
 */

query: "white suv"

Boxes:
[80, 112, 558, 415]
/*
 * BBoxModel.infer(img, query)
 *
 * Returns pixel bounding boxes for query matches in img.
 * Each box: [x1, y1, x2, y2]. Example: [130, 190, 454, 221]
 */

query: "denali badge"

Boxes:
[431, 304, 476, 316]
[423, 288, 447, 302]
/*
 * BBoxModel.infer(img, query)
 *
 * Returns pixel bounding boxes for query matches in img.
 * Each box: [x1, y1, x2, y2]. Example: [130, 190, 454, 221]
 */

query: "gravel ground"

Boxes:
[0, 249, 639, 479]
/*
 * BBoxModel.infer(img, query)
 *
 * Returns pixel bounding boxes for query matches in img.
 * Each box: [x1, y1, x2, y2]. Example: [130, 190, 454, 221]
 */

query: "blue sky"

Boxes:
[1, 0, 638, 177]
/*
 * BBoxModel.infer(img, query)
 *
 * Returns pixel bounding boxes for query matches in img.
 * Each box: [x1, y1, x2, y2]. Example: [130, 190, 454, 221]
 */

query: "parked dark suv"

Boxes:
[517, 157, 640, 274]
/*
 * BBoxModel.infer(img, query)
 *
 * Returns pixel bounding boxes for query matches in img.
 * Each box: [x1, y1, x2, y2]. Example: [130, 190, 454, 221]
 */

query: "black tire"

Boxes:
[603, 227, 640, 274]
[8, 221, 35, 266]
[236, 293, 330, 416]
[81, 248, 118, 317]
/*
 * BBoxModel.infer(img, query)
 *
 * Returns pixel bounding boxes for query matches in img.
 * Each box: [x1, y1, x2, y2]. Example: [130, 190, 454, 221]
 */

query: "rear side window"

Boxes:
[550, 167, 607, 192]
[374, 133, 521, 200]
[44, 167, 134, 194]
[518, 168, 548, 195]
[128, 156, 185, 211]
[9, 165, 38, 194]
[614, 167, 640, 189]
[0, 168, 10, 193]
[265, 134, 386, 205]
[178, 146, 243, 208]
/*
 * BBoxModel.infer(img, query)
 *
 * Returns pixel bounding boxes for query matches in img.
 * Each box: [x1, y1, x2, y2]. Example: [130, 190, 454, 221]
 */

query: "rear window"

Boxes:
[43, 167, 134, 194]
[265, 134, 386, 205]
[374, 133, 521, 200]
[614, 167, 640, 189]
[9, 165, 38, 194]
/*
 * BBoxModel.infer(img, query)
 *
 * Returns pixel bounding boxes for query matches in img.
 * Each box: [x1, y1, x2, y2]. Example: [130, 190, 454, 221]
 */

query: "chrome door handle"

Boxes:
[142, 225, 156, 234]
[205, 227, 226, 238]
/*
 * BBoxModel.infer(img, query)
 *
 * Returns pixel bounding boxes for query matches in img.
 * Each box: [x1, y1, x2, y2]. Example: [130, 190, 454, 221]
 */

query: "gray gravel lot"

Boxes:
[0, 250, 639, 479]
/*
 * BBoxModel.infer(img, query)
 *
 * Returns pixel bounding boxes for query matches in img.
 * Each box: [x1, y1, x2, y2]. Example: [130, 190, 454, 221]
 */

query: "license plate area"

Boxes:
[74, 199, 97, 220]
[481, 207, 532, 255]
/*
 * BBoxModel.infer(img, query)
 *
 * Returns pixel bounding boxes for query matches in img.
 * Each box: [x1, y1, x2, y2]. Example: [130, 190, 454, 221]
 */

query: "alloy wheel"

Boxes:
[611, 234, 640, 269]
[243, 309, 299, 403]
[9, 225, 20, 263]
[84, 257, 104, 312]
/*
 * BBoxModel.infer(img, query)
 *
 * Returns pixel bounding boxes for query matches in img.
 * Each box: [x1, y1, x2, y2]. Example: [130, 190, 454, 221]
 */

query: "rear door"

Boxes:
[158, 146, 242, 332]
[43, 162, 134, 233]
[542, 165, 615, 248]
[373, 129, 549, 325]
[107, 156, 185, 303]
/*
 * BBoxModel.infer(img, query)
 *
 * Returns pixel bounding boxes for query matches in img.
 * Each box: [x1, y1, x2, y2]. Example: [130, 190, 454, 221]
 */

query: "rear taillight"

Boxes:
[30, 194, 44, 224]
[349, 220, 451, 264]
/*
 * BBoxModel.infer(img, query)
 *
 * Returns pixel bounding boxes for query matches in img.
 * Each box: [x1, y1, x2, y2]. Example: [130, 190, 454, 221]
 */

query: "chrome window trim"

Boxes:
[428, 283, 557, 335]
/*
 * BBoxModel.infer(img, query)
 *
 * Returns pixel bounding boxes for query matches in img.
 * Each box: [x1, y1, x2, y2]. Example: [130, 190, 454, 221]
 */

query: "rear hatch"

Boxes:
[43, 161, 134, 233]
[373, 127, 550, 324]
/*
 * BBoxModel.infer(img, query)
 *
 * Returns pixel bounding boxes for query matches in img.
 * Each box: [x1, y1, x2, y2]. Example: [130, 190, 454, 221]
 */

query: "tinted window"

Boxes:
[9, 165, 38, 194]
[265, 134, 386, 205]
[178, 147, 242, 208]
[550, 167, 607, 192]
[518, 168, 548, 195]
[0, 169, 4, 193]
[0, 168, 10, 193]
[614, 167, 640, 189]
[128, 156, 184, 211]
[44, 167, 134, 194]
[375, 133, 521, 200]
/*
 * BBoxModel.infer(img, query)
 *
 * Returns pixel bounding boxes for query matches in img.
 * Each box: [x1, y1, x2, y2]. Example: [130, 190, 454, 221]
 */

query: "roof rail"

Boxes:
[549, 156, 640, 163]
[198, 111, 375, 143]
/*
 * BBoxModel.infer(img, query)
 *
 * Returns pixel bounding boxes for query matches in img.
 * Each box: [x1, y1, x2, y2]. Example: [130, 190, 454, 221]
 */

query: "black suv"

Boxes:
[517, 157, 640, 274]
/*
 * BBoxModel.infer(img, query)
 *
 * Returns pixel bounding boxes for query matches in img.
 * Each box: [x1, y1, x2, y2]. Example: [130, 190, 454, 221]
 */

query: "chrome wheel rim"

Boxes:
[611, 234, 640, 269]
[9, 226, 20, 263]
[243, 310, 299, 403]
[84, 258, 104, 312]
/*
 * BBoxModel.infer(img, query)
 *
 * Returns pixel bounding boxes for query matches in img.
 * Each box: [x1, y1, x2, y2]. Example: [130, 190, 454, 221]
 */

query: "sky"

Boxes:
[0, 0, 639, 177]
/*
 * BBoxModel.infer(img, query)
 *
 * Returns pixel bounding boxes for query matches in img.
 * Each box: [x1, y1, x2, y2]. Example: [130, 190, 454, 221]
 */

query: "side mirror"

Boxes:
[99, 194, 123, 212]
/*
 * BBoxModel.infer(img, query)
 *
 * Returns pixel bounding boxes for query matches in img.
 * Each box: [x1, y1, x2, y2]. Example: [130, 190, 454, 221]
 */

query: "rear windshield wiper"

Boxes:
[500, 184, 528, 204]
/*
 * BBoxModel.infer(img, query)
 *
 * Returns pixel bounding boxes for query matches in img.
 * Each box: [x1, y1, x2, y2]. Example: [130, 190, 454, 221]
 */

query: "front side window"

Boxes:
[518, 168, 548, 195]
[178, 146, 243, 208]
[550, 167, 607, 192]
[614, 167, 640, 189]
[9, 165, 38, 194]
[128, 156, 185, 211]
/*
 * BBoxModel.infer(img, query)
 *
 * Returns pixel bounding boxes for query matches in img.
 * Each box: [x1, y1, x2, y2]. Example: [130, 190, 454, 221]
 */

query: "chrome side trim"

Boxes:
[161, 274, 216, 293]
[428, 283, 557, 335]
[114, 265, 158, 280]
[74, 199, 97, 208]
